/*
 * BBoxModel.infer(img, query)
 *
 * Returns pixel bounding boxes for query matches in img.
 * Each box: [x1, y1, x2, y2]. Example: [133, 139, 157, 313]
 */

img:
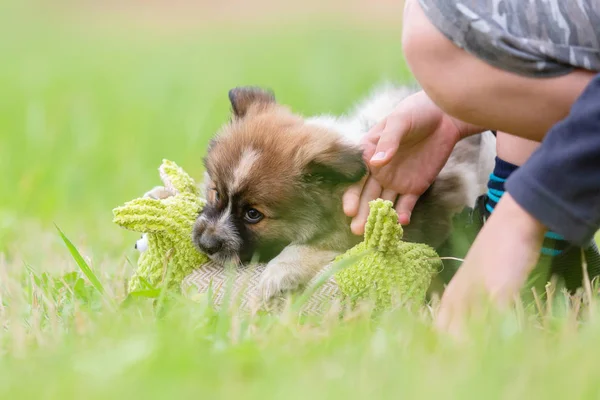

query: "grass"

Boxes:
[2, 5, 600, 399]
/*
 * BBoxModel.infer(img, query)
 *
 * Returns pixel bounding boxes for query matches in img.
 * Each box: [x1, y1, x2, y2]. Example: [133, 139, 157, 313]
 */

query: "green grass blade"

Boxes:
[55, 224, 106, 296]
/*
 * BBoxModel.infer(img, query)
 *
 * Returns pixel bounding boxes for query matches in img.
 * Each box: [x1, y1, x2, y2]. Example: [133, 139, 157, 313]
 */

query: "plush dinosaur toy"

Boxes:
[113, 160, 209, 292]
[333, 199, 440, 307]
[113, 160, 441, 312]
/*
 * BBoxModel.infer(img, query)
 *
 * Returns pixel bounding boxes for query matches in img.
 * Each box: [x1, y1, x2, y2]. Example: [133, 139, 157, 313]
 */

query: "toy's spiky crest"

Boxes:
[364, 200, 404, 252]
[112, 160, 199, 233]
[160, 159, 198, 196]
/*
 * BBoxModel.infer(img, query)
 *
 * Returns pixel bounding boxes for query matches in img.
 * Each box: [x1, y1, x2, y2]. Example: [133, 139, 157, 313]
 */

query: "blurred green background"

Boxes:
[4, 5, 600, 399]
[0, 0, 411, 262]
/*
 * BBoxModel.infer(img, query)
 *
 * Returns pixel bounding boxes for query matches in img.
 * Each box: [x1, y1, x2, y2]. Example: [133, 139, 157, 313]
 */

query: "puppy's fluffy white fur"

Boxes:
[307, 83, 496, 208]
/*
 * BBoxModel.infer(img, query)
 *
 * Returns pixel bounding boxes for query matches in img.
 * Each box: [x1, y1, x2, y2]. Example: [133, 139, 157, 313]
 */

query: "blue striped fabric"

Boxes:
[486, 173, 564, 256]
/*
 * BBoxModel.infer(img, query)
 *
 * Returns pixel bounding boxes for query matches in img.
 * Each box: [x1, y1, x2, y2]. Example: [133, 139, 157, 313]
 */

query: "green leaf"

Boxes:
[138, 276, 157, 291]
[73, 278, 89, 302]
[55, 224, 111, 305]
[120, 289, 162, 309]
[128, 289, 162, 299]
[61, 271, 79, 286]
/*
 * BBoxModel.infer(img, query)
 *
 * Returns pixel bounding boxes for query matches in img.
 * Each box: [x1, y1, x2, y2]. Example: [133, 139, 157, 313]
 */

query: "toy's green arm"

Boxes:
[113, 198, 175, 233]
[159, 159, 199, 196]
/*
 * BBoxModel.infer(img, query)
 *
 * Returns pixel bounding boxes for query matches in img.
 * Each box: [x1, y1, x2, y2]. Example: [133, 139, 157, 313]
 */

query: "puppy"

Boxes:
[193, 84, 496, 301]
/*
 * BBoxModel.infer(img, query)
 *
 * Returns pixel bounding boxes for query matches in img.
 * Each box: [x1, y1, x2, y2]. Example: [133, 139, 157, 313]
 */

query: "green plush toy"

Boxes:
[334, 199, 440, 307]
[113, 160, 209, 292]
[113, 160, 441, 312]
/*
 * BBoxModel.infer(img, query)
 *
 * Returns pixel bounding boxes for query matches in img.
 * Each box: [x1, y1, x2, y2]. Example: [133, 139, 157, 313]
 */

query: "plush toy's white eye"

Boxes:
[135, 234, 149, 253]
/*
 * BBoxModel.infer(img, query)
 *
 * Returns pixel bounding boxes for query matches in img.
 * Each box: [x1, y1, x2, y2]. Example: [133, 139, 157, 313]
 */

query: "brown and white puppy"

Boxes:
[193, 84, 496, 300]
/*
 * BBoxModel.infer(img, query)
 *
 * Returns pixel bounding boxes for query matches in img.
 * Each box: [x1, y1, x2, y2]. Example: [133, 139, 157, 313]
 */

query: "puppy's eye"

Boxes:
[210, 188, 220, 203]
[244, 208, 263, 224]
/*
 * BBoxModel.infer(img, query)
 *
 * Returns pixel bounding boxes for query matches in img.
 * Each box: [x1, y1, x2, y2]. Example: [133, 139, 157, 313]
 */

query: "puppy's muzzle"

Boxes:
[192, 216, 239, 261]
[195, 234, 224, 255]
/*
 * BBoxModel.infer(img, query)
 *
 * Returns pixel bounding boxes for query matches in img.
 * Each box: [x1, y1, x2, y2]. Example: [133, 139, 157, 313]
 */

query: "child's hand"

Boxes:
[435, 194, 544, 338]
[343, 90, 480, 235]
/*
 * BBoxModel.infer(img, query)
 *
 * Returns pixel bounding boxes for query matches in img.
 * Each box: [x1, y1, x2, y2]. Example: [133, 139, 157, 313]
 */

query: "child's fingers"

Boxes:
[351, 177, 382, 235]
[361, 141, 378, 164]
[369, 116, 409, 167]
[144, 186, 173, 199]
[360, 119, 386, 161]
[342, 176, 367, 217]
[395, 194, 419, 225]
[380, 189, 398, 204]
[363, 118, 387, 143]
[434, 295, 466, 339]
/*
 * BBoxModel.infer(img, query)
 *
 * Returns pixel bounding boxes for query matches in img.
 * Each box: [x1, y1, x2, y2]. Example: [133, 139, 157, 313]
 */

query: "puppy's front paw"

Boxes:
[144, 186, 174, 200]
[257, 266, 302, 303]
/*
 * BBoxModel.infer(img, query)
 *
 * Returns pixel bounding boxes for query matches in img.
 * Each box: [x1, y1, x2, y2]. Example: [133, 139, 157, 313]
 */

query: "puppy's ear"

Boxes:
[228, 87, 276, 118]
[304, 140, 367, 185]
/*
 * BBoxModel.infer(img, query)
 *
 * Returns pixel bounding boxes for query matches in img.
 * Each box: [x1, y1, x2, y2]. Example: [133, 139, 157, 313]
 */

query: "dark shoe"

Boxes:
[436, 195, 600, 292]
[435, 196, 487, 283]
[542, 240, 600, 292]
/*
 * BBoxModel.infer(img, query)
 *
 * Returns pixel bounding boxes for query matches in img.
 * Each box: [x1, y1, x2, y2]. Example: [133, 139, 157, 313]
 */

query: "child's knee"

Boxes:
[402, 0, 473, 118]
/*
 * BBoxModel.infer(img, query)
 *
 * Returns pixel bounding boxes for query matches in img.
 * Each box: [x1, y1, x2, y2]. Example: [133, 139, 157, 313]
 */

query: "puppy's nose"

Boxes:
[197, 235, 223, 255]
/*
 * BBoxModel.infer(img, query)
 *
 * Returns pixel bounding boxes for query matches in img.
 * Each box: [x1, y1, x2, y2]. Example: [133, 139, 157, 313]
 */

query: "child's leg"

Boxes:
[401, 0, 597, 141]
[438, 132, 600, 292]
[488, 133, 600, 291]
[495, 132, 539, 167]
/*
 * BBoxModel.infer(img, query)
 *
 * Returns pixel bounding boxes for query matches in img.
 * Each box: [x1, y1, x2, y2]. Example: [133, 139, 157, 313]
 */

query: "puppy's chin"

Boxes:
[195, 238, 288, 267]
[203, 248, 266, 267]
[206, 251, 242, 267]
